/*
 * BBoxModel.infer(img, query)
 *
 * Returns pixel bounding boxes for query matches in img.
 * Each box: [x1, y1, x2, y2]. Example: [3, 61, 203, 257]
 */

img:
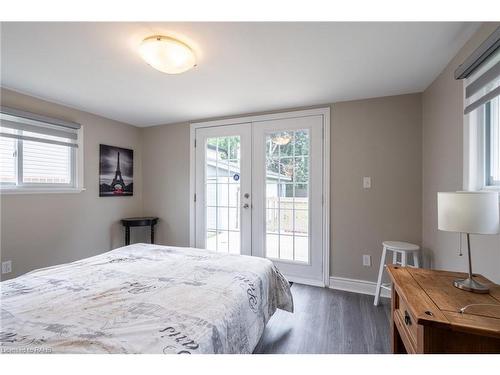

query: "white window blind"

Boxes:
[0, 106, 81, 190]
[23, 133, 72, 184]
[464, 49, 500, 115]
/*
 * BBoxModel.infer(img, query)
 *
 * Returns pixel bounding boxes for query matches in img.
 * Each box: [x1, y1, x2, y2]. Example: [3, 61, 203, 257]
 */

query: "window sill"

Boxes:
[0, 187, 86, 195]
[481, 186, 500, 194]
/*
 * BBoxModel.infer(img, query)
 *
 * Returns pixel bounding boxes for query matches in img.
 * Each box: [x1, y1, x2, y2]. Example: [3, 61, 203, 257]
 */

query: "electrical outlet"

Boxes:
[362, 255, 371, 267]
[2, 260, 12, 274]
[363, 176, 371, 189]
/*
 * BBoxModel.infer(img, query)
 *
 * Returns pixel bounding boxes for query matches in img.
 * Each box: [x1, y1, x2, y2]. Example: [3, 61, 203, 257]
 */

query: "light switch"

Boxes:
[363, 255, 371, 267]
[363, 176, 371, 189]
[2, 260, 12, 274]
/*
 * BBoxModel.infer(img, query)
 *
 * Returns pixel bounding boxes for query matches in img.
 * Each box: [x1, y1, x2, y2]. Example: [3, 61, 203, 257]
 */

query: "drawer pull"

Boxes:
[404, 310, 412, 326]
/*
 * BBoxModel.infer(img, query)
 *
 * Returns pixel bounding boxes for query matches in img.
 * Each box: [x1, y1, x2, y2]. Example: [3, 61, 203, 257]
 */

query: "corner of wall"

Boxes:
[420, 23, 500, 281]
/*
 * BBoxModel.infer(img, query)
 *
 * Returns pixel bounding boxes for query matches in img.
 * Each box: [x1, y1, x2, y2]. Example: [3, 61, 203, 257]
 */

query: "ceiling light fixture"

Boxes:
[139, 35, 196, 74]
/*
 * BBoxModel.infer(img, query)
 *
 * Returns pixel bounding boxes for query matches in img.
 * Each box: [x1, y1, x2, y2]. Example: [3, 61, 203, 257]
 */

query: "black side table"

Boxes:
[121, 217, 159, 245]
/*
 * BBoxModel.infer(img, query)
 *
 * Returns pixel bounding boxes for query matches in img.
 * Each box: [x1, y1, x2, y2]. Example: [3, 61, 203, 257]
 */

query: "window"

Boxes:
[265, 129, 310, 263]
[463, 48, 500, 191]
[0, 107, 82, 192]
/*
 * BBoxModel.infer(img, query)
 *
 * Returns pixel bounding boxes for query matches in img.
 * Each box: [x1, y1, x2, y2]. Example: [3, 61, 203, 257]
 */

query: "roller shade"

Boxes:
[457, 27, 500, 115]
[464, 50, 500, 115]
[0, 106, 80, 148]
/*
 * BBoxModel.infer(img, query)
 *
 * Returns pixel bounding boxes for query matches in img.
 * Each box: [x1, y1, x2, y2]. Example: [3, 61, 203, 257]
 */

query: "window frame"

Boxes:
[0, 127, 84, 194]
[485, 100, 500, 186]
[463, 94, 500, 192]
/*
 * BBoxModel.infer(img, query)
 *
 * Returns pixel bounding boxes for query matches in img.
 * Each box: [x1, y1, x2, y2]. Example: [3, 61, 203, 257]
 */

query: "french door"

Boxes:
[194, 114, 325, 284]
[195, 124, 252, 256]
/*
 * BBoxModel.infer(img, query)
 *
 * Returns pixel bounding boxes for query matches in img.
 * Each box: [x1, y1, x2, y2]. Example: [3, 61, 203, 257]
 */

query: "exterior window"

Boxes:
[463, 48, 500, 192]
[0, 107, 81, 192]
[265, 129, 310, 263]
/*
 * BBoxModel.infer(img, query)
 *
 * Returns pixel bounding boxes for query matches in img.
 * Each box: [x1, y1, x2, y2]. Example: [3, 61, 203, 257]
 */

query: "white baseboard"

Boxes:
[286, 275, 325, 287]
[329, 276, 391, 298]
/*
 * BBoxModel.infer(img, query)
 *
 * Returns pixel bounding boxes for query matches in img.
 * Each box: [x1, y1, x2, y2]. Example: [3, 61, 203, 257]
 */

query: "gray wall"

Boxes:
[142, 94, 423, 283]
[0, 88, 146, 280]
[331, 94, 422, 281]
[422, 23, 500, 283]
[142, 122, 191, 247]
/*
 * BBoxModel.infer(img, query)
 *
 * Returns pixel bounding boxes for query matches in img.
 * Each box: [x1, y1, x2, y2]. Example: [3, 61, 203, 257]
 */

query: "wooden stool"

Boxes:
[374, 241, 420, 306]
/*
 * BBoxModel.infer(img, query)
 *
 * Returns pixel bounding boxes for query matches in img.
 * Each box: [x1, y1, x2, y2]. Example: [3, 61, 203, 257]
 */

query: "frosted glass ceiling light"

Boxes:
[139, 35, 196, 74]
[272, 132, 292, 145]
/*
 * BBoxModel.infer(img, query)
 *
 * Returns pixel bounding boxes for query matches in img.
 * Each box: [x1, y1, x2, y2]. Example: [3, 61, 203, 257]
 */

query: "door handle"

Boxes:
[242, 203, 250, 209]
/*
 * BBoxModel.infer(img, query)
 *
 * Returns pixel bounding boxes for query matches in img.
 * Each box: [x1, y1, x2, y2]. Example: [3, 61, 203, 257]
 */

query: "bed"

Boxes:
[0, 243, 293, 354]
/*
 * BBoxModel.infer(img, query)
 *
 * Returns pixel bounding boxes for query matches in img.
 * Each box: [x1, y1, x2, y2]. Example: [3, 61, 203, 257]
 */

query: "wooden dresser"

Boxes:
[387, 266, 500, 353]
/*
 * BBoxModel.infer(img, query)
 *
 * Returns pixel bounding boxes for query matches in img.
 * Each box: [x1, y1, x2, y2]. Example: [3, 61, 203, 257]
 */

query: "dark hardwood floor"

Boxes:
[254, 283, 391, 354]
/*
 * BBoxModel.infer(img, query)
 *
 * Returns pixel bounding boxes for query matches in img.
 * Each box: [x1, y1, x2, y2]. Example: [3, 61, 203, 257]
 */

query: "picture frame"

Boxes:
[99, 144, 134, 197]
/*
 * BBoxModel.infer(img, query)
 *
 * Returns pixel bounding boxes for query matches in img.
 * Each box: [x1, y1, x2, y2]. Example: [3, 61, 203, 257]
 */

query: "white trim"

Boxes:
[329, 276, 391, 298]
[191, 107, 330, 129]
[189, 107, 331, 284]
[189, 125, 196, 247]
[481, 186, 500, 193]
[286, 275, 326, 288]
[463, 100, 485, 191]
[463, 103, 472, 191]
[76, 126, 84, 191]
[0, 187, 86, 195]
[322, 108, 331, 287]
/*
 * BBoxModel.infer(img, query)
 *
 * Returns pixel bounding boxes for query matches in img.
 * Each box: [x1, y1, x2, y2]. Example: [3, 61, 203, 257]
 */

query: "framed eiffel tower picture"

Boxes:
[99, 144, 134, 197]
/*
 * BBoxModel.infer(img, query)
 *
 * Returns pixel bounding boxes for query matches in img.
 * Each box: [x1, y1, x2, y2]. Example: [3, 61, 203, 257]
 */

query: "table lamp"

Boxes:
[437, 191, 500, 293]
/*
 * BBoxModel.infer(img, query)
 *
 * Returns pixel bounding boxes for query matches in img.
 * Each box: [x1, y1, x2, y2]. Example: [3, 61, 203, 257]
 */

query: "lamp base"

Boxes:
[453, 277, 489, 294]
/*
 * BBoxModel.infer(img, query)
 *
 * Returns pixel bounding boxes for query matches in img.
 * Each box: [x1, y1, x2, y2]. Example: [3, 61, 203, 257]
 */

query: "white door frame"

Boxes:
[189, 107, 331, 287]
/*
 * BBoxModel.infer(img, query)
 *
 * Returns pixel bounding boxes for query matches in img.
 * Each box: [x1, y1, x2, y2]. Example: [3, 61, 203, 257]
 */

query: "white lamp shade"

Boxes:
[438, 192, 500, 234]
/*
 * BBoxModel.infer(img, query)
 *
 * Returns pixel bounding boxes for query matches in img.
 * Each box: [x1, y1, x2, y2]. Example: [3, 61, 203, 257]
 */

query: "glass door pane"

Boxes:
[205, 135, 241, 254]
[265, 129, 310, 263]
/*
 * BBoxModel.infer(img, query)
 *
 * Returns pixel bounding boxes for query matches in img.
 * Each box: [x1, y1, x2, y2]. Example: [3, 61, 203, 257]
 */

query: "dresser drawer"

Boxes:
[394, 308, 416, 353]
[395, 291, 418, 348]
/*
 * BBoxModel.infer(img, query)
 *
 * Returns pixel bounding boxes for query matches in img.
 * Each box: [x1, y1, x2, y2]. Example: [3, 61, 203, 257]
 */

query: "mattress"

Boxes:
[0, 243, 293, 354]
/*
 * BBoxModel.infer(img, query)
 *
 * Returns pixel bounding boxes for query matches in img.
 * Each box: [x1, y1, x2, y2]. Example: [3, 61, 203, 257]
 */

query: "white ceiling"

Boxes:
[1, 22, 480, 127]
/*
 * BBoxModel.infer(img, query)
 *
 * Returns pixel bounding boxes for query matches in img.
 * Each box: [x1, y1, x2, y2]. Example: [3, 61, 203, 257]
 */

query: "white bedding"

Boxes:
[0, 243, 293, 354]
